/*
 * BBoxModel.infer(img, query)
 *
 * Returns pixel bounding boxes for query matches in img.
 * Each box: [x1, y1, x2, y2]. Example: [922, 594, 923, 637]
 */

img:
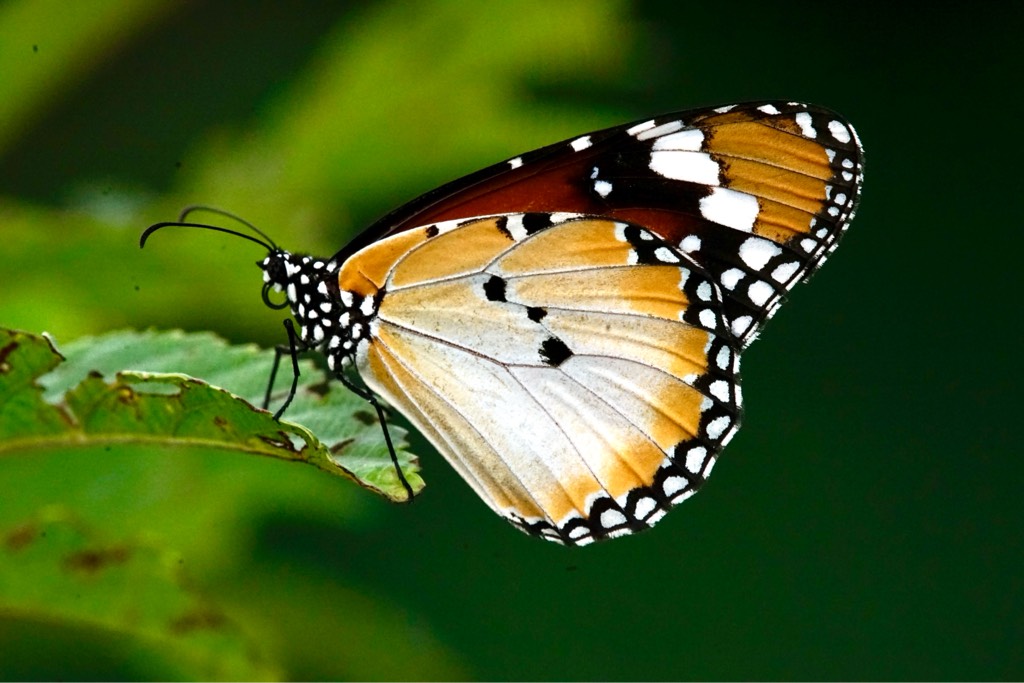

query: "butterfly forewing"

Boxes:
[340, 102, 863, 348]
[343, 214, 741, 544]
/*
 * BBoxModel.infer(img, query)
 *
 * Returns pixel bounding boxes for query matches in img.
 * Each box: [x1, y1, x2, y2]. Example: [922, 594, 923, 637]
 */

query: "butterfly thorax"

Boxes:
[259, 249, 374, 372]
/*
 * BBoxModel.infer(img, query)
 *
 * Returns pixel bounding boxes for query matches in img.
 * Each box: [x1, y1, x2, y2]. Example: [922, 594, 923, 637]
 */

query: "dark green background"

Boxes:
[1, 1, 1020, 679]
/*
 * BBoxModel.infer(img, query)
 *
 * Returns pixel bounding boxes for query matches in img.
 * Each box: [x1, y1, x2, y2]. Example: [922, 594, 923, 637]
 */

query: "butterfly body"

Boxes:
[211, 101, 862, 545]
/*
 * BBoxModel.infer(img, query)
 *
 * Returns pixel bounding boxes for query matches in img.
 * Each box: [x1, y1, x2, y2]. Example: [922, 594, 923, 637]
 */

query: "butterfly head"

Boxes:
[259, 250, 332, 339]
[140, 208, 358, 366]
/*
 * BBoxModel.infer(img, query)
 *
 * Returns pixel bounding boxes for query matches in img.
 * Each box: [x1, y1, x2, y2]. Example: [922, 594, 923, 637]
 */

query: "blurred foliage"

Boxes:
[0, 507, 278, 680]
[1, 328, 423, 499]
[1, 0, 1022, 681]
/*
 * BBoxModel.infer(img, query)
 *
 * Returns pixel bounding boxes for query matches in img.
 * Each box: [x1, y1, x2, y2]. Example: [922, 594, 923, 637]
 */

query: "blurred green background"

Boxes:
[1, 0, 1020, 679]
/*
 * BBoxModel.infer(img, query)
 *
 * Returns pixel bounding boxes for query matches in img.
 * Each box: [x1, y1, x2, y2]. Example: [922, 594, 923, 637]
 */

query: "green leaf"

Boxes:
[0, 507, 279, 680]
[0, 328, 423, 502]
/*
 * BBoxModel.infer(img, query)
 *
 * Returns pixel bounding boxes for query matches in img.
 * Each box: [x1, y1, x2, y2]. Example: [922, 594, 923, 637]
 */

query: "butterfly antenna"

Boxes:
[177, 205, 279, 250]
[139, 220, 277, 252]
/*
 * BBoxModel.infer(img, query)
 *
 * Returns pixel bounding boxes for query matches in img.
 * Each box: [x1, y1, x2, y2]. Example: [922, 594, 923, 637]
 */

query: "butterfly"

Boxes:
[142, 101, 863, 546]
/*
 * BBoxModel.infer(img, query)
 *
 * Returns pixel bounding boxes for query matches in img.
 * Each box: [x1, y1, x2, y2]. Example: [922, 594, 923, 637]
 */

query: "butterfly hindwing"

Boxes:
[343, 213, 742, 544]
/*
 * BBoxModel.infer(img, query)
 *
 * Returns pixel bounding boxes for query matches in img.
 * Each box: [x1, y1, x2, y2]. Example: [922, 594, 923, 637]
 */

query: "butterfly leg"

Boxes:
[337, 368, 415, 503]
[262, 319, 304, 420]
[262, 345, 285, 411]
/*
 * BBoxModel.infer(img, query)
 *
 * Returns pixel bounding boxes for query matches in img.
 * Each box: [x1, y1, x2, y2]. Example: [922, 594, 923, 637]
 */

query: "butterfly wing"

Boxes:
[343, 213, 741, 544]
[334, 101, 863, 348]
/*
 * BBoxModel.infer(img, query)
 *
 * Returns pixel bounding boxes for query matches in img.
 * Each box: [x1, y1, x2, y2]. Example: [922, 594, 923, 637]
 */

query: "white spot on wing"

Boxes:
[698, 309, 717, 329]
[600, 509, 627, 529]
[795, 111, 817, 138]
[828, 119, 852, 143]
[685, 446, 707, 474]
[716, 345, 731, 370]
[504, 214, 529, 241]
[699, 187, 759, 231]
[771, 261, 801, 283]
[508, 157, 523, 169]
[738, 237, 783, 271]
[570, 135, 592, 152]
[593, 179, 613, 197]
[634, 120, 684, 141]
[649, 150, 720, 184]
[654, 246, 679, 263]
[652, 128, 704, 151]
[720, 268, 744, 290]
[663, 476, 688, 496]
[747, 280, 774, 306]
[548, 212, 581, 226]
[626, 119, 656, 136]
[680, 235, 701, 253]
[430, 217, 471, 236]
[731, 315, 753, 337]
[705, 416, 731, 440]
[758, 104, 781, 115]
[634, 497, 657, 520]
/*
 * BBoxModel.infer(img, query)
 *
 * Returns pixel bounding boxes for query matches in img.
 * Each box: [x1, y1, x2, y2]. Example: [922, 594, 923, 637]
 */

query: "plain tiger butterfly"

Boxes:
[142, 101, 864, 546]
